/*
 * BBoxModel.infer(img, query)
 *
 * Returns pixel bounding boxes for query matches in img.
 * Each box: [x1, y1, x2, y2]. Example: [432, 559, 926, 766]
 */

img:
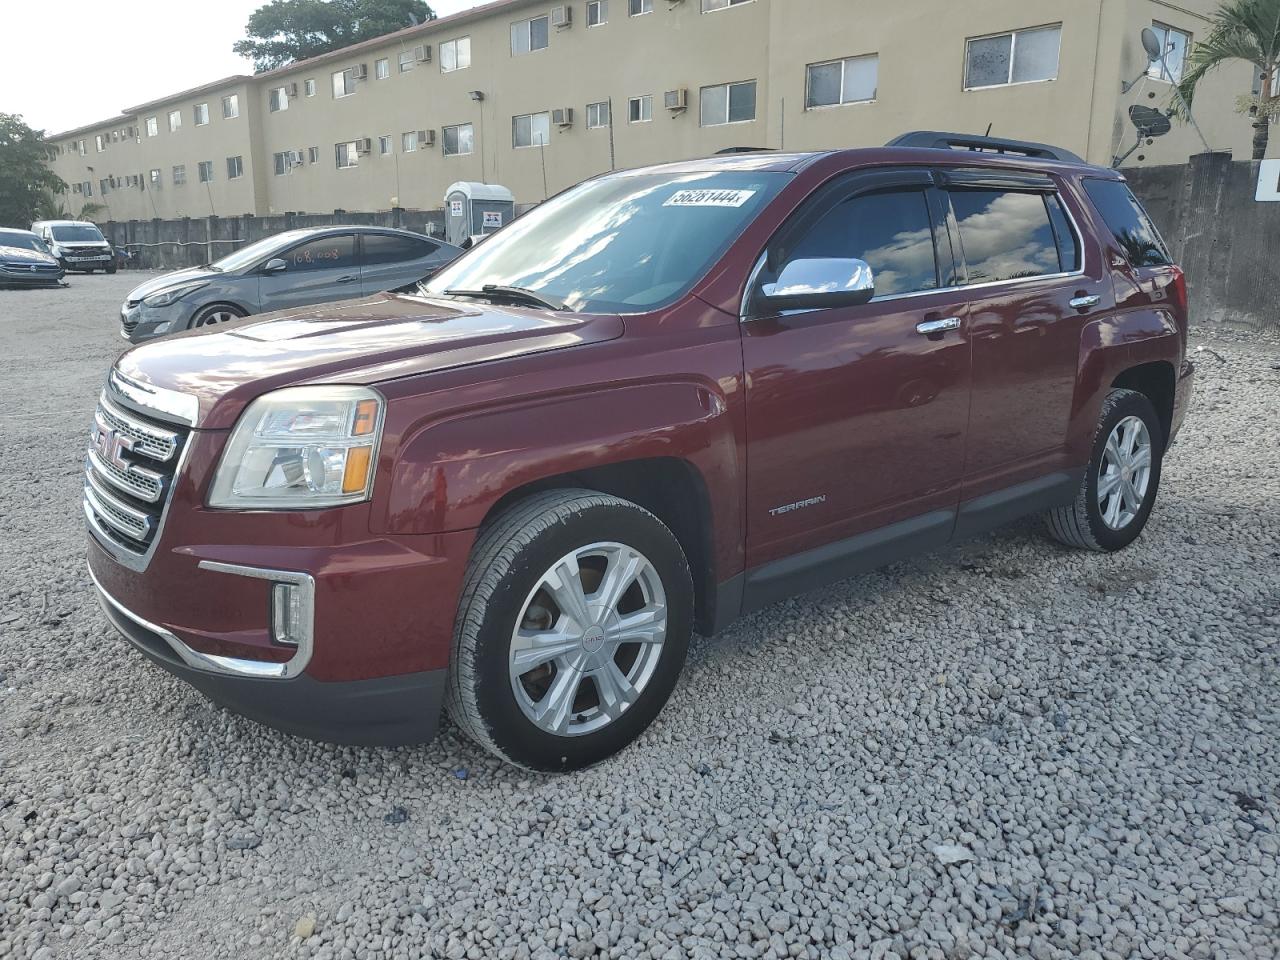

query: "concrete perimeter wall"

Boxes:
[1126, 154, 1280, 332]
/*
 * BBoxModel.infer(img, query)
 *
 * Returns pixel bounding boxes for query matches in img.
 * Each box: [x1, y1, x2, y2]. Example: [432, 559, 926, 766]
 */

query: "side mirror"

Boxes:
[263, 257, 288, 275]
[760, 258, 875, 311]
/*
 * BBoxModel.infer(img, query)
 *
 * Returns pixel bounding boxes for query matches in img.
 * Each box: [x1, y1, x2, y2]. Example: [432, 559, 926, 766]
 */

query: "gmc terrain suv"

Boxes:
[85, 133, 1194, 771]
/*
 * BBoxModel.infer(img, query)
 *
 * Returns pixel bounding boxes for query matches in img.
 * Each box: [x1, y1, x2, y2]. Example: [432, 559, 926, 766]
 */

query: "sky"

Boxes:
[3, 0, 482, 136]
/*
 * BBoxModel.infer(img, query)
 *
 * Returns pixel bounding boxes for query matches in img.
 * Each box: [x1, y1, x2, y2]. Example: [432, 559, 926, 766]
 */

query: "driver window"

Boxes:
[780, 189, 941, 300]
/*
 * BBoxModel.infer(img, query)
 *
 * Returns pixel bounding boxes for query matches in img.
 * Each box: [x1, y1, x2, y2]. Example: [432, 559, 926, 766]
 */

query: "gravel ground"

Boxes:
[1, 273, 1278, 960]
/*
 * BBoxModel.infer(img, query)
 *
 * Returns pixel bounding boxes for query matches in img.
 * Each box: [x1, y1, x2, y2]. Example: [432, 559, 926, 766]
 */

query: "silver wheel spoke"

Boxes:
[1129, 447, 1151, 470]
[594, 660, 638, 720]
[510, 627, 580, 675]
[593, 546, 646, 614]
[543, 556, 592, 631]
[613, 605, 667, 645]
[1120, 477, 1142, 514]
[535, 664, 583, 735]
[1097, 470, 1122, 499]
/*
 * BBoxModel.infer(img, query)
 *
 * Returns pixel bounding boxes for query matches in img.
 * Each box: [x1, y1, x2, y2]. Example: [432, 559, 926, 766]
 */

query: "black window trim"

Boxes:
[357, 229, 437, 266]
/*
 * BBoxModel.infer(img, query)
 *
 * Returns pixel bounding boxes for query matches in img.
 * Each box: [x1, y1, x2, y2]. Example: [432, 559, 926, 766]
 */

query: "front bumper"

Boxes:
[0, 265, 63, 286]
[120, 300, 199, 343]
[60, 254, 112, 271]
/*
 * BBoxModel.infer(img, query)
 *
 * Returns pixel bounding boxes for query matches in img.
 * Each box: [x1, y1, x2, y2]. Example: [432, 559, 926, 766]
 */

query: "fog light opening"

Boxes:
[271, 582, 305, 646]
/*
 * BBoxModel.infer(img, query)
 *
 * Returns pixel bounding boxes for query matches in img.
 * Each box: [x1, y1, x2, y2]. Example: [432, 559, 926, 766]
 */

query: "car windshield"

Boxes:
[0, 232, 45, 252]
[422, 170, 789, 313]
[50, 224, 105, 243]
[210, 229, 317, 272]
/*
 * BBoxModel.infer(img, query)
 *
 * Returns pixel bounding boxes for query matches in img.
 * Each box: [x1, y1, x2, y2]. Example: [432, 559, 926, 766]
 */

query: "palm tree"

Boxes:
[1176, 0, 1280, 160]
[32, 187, 105, 222]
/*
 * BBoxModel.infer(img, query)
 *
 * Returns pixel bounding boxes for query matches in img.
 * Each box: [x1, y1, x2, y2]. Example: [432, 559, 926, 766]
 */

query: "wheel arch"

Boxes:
[1111, 360, 1176, 445]
[187, 300, 251, 328]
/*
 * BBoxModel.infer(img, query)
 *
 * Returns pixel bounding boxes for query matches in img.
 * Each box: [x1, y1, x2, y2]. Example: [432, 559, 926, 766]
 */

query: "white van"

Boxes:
[30, 220, 115, 273]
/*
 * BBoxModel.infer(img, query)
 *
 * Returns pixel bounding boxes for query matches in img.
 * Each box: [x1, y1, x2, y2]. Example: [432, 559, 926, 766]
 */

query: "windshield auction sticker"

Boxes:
[664, 189, 757, 208]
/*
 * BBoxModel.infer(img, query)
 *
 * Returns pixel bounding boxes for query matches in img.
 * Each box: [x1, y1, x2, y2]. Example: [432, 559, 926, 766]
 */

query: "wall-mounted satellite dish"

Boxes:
[1141, 27, 1164, 63]
[1129, 104, 1172, 138]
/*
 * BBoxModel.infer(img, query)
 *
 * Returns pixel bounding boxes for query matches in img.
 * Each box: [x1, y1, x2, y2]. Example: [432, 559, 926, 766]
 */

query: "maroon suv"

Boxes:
[85, 133, 1194, 770]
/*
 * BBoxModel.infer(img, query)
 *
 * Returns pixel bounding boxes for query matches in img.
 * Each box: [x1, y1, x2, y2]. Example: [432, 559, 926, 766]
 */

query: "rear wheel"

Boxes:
[446, 490, 693, 771]
[1046, 388, 1164, 552]
[191, 303, 245, 328]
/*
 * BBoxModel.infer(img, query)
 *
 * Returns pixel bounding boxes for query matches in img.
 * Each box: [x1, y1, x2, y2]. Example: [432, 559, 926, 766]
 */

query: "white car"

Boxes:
[30, 220, 115, 273]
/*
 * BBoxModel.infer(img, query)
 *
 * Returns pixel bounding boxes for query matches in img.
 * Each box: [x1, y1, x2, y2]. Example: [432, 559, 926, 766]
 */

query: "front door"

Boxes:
[742, 170, 972, 577]
[258, 232, 360, 311]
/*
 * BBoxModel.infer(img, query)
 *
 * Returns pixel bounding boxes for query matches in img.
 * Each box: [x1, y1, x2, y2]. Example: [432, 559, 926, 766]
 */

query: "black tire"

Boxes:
[1046, 388, 1164, 552]
[446, 489, 694, 771]
[106, 263, 117, 274]
[190, 303, 246, 329]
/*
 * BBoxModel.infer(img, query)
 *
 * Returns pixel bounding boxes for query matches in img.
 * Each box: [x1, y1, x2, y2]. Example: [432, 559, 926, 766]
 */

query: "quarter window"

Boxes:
[1082, 179, 1172, 267]
[629, 0, 652, 13]
[949, 189, 1066, 283]
[964, 24, 1061, 89]
[587, 0, 608, 26]
[222, 94, 240, 119]
[362, 233, 437, 264]
[513, 112, 551, 148]
[443, 123, 474, 156]
[806, 54, 878, 108]
[700, 80, 756, 125]
[1147, 22, 1191, 83]
[587, 101, 611, 129]
[629, 95, 653, 123]
[511, 16, 549, 55]
[194, 102, 209, 125]
[441, 37, 471, 71]
[145, 116, 159, 137]
[285, 235, 356, 272]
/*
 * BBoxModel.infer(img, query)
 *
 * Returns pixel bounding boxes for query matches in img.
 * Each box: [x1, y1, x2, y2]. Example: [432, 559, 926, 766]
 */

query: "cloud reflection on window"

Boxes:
[951, 190, 1061, 283]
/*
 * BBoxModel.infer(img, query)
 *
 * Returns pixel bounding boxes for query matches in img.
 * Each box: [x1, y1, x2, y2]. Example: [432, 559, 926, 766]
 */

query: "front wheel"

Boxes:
[446, 490, 693, 771]
[190, 303, 245, 328]
[1046, 388, 1164, 552]
[106, 263, 118, 274]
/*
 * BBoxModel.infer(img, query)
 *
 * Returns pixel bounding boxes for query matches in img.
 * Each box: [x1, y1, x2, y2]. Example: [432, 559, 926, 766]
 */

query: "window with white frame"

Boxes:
[226, 156, 243, 179]
[379, 135, 393, 155]
[305, 78, 316, 96]
[222, 94, 240, 119]
[308, 146, 320, 163]
[964, 24, 1061, 89]
[269, 87, 288, 112]
[588, 0, 608, 26]
[511, 16, 549, 55]
[333, 69, 357, 98]
[375, 57, 390, 79]
[628, 94, 653, 122]
[703, 0, 752, 11]
[402, 131, 418, 152]
[629, 0, 652, 13]
[443, 123, 474, 156]
[513, 112, 551, 148]
[336, 141, 359, 168]
[76, 139, 86, 156]
[586, 100, 611, 128]
[149, 168, 161, 186]
[273, 152, 289, 176]
[441, 37, 471, 71]
[1147, 22, 1191, 83]
[145, 116, 159, 137]
[168, 110, 182, 131]
[172, 164, 186, 185]
[194, 102, 210, 125]
[399, 50, 416, 72]
[806, 54, 878, 108]
[700, 79, 756, 125]
[198, 160, 213, 182]
[95, 134, 105, 151]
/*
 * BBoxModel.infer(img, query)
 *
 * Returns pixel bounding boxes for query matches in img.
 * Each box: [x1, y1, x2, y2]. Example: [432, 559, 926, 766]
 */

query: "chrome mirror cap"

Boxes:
[761, 257, 875, 311]
[262, 257, 288, 274]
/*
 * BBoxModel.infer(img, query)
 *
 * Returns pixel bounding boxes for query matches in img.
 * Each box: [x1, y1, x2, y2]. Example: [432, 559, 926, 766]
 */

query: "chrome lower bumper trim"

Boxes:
[88, 562, 314, 680]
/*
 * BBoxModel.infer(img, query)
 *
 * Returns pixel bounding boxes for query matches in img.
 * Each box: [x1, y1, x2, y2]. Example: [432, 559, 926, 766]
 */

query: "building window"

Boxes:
[308, 146, 320, 163]
[441, 37, 471, 71]
[336, 141, 359, 168]
[587, 0, 608, 26]
[511, 16, 549, 55]
[806, 54, 878, 108]
[586, 100, 611, 128]
[375, 57, 390, 80]
[702, 0, 752, 10]
[1147, 22, 1191, 83]
[149, 168, 162, 186]
[700, 80, 756, 125]
[167, 110, 182, 132]
[964, 24, 1061, 89]
[99, 179, 109, 195]
[398, 50, 416, 73]
[333, 69, 357, 99]
[172, 164, 186, 185]
[629, 0, 652, 13]
[273, 152, 288, 175]
[379, 134, 393, 155]
[628, 95, 653, 123]
[305, 78, 316, 97]
[143, 117, 157, 137]
[76, 139, 86, 156]
[443, 123, 474, 156]
[226, 156, 244, 179]
[222, 94, 240, 119]
[513, 111, 551, 148]
[269, 87, 289, 112]
[198, 160, 213, 183]
[402, 131, 418, 152]
[194, 102, 210, 126]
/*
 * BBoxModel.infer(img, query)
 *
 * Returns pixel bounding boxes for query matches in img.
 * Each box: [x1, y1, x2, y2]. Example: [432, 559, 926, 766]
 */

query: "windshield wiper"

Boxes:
[444, 284, 567, 311]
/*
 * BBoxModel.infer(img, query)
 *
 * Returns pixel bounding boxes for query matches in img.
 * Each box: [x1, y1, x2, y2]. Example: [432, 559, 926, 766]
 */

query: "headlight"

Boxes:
[142, 280, 208, 307]
[208, 386, 384, 510]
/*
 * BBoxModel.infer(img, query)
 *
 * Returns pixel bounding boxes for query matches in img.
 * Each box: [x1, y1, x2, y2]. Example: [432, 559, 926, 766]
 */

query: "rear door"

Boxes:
[258, 232, 360, 311]
[358, 232, 443, 295]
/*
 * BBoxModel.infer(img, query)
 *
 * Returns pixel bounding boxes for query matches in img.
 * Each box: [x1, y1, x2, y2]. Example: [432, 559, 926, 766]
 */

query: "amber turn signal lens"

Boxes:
[352, 399, 379, 436]
[342, 446, 373, 494]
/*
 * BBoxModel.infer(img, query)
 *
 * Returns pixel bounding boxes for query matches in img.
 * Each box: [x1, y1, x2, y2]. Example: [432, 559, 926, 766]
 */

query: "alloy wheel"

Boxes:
[197, 309, 239, 326]
[1097, 415, 1152, 530]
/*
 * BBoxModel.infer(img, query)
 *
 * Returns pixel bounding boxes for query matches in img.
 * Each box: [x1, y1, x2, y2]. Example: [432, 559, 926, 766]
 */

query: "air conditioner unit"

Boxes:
[552, 107, 574, 127]
[415, 44, 432, 62]
[356, 137, 373, 154]
[665, 88, 688, 111]
[352, 63, 368, 80]
[287, 82, 299, 98]
[418, 129, 435, 147]
[551, 4, 571, 26]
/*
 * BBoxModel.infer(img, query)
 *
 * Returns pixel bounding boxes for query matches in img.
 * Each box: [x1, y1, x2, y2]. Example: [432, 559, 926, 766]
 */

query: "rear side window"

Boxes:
[949, 189, 1067, 284]
[284, 234, 355, 272]
[362, 233, 437, 265]
[786, 189, 940, 298]
[1082, 178, 1171, 267]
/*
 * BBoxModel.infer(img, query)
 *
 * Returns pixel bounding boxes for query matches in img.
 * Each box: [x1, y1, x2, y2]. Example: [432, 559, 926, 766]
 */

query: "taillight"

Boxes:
[1170, 266, 1188, 318]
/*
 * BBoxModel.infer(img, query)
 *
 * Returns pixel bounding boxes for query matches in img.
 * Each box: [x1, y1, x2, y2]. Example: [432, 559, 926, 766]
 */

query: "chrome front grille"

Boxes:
[84, 391, 188, 556]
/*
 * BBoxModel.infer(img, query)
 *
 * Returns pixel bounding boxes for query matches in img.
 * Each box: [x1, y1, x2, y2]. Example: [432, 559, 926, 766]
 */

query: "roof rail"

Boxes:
[714, 146, 776, 155]
[886, 131, 1083, 164]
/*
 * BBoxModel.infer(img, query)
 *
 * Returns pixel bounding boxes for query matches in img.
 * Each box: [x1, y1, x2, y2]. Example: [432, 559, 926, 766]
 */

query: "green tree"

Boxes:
[0, 114, 66, 226]
[1176, 0, 1280, 160]
[234, 0, 436, 72]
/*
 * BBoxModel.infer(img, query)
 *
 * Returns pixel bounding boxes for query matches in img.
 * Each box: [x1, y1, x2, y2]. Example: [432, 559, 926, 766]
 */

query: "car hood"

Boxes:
[0, 244, 59, 267]
[125, 267, 221, 303]
[115, 293, 625, 429]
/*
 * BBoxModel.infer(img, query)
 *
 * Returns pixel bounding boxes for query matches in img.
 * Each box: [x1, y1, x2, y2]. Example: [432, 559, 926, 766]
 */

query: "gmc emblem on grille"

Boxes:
[92, 423, 135, 472]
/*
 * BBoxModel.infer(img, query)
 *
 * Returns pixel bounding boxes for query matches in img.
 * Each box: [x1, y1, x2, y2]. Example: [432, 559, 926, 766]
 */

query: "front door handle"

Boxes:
[336, 274, 358, 284]
[915, 317, 961, 336]
[1069, 294, 1101, 310]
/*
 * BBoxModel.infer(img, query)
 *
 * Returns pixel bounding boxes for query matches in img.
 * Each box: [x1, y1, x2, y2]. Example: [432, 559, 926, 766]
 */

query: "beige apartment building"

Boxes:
[47, 0, 1272, 223]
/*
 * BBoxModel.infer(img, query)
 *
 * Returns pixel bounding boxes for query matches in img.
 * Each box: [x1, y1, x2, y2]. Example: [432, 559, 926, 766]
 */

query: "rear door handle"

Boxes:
[915, 317, 961, 336]
[1069, 295, 1101, 310]
[336, 274, 358, 284]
